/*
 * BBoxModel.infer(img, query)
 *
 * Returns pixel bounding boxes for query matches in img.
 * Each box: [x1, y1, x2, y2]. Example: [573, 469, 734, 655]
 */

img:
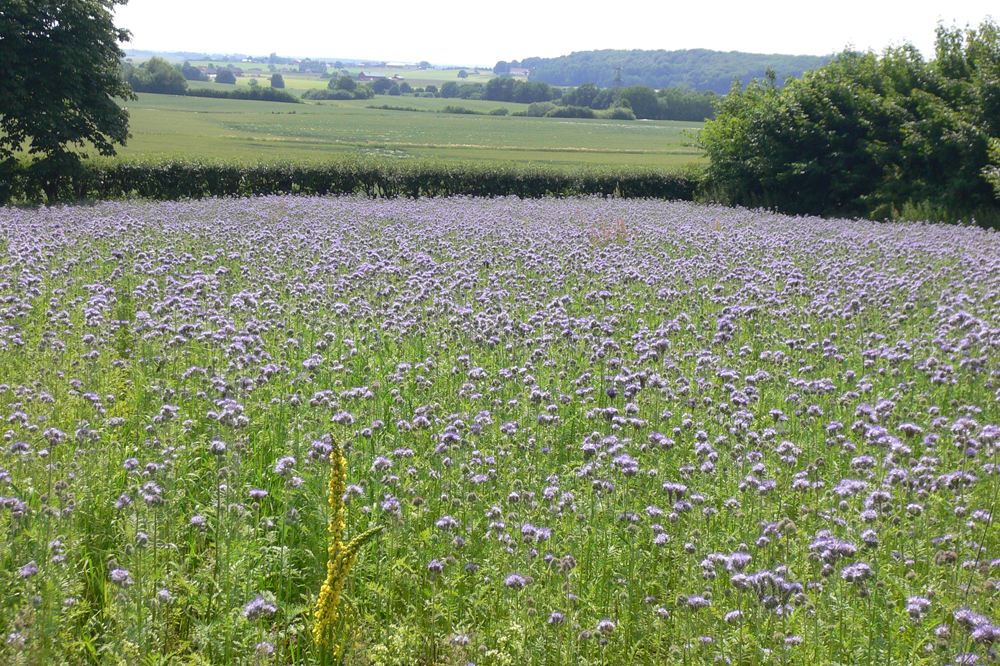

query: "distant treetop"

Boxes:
[499, 49, 831, 94]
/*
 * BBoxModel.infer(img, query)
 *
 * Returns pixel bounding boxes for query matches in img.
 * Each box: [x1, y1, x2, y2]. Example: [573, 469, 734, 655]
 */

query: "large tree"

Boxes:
[699, 20, 1000, 219]
[0, 0, 135, 197]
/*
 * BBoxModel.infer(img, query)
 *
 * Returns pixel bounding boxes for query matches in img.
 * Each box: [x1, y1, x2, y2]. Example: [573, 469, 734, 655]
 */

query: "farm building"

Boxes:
[509, 67, 530, 77]
[358, 72, 388, 81]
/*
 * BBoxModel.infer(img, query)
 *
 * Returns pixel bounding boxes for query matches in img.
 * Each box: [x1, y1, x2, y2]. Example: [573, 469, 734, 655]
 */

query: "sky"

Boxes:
[114, 0, 997, 66]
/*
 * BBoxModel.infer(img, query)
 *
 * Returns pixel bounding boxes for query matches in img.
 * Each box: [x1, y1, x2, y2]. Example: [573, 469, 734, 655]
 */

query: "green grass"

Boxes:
[119, 92, 704, 166]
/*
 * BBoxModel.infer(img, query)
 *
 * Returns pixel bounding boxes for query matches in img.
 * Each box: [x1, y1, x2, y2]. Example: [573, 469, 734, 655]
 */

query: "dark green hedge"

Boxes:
[186, 88, 301, 103]
[0, 158, 699, 204]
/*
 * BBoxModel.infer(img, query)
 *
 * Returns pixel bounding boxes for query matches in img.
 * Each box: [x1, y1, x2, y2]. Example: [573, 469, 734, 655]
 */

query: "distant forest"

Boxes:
[498, 49, 832, 94]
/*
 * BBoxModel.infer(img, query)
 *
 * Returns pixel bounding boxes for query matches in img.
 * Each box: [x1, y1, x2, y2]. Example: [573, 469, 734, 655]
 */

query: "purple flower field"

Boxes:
[1, 195, 999, 665]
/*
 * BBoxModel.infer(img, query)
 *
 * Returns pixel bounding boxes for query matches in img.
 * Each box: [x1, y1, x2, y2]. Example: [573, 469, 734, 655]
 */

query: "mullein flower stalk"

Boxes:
[313, 440, 383, 648]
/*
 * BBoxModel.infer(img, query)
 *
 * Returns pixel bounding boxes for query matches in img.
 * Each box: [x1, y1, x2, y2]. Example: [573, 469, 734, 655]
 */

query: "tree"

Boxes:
[388, 82, 401, 96]
[179, 61, 206, 81]
[271, 73, 285, 88]
[619, 85, 659, 119]
[458, 69, 469, 79]
[399, 82, 413, 93]
[122, 56, 188, 95]
[440, 81, 460, 98]
[248, 77, 259, 87]
[0, 0, 135, 198]
[371, 78, 394, 94]
[699, 23, 1000, 219]
[330, 75, 356, 92]
[425, 84, 438, 94]
[562, 82, 599, 108]
[419, 61, 432, 69]
[215, 68, 237, 84]
[485, 77, 516, 101]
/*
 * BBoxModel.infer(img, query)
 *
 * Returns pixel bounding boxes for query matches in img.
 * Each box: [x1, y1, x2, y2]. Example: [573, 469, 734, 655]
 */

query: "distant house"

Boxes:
[509, 67, 530, 77]
[391, 75, 405, 81]
[358, 71, 387, 81]
[199, 66, 217, 76]
[228, 67, 244, 77]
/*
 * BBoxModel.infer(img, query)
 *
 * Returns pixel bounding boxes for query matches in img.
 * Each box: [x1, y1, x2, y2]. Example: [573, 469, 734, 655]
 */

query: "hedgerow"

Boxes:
[0, 158, 699, 204]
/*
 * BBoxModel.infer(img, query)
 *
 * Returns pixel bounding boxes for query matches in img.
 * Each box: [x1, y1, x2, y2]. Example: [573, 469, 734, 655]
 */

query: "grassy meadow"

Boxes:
[2, 196, 1000, 666]
[118, 92, 704, 166]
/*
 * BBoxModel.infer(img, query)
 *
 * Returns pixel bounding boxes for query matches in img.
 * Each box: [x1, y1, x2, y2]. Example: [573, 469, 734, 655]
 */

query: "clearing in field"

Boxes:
[1, 197, 998, 665]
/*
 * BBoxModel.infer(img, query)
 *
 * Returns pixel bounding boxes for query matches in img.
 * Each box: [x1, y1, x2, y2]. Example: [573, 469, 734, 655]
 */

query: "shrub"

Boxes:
[441, 105, 480, 115]
[187, 87, 300, 103]
[545, 105, 595, 118]
[301, 88, 354, 101]
[525, 102, 556, 117]
[601, 106, 636, 120]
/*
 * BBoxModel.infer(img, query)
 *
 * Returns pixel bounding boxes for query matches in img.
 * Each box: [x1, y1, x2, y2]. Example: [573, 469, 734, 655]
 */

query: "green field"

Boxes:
[141, 59, 502, 93]
[119, 92, 705, 166]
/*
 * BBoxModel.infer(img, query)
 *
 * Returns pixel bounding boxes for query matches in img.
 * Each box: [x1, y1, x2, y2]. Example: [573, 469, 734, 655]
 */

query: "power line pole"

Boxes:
[613, 62, 624, 107]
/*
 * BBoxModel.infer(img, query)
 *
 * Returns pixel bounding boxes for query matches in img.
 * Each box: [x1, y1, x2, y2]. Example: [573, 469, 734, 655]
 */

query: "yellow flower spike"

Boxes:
[313, 440, 383, 648]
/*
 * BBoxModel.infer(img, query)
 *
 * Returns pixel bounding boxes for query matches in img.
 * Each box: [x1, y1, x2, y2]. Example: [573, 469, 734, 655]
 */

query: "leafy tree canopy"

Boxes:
[270, 73, 285, 88]
[0, 0, 135, 180]
[122, 56, 188, 95]
[508, 48, 829, 93]
[699, 20, 1000, 219]
[331, 75, 357, 92]
[215, 68, 237, 84]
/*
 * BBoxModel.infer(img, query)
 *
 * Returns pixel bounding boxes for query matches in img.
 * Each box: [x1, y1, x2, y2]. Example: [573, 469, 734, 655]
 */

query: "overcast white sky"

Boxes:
[115, 0, 996, 66]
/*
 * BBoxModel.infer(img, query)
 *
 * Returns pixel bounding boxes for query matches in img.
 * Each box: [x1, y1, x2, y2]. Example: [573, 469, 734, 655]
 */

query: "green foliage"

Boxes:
[655, 87, 717, 121]
[518, 48, 830, 93]
[270, 73, 285, 88]
[544, 105, 596, 119]
[484, 77, 556, 103]
[0, 0, 135, 199]
[561, 83, 714, 120]
[699, 21, 1000, 219]
[425, 84, 438, 94]
[367, 104, 427, 113]
[303, 88, 354, 101]
[331, 75, 357, 92]
[601, 106, 637, 120]
[440, 81, 460, 98]
[525, 102, 557, 117]
[488, 107, 510, 116]
[458, 69, 468, 79]
[187, 87, 300, 103]
[441, 105, 481, 115]
[0, 157, 699, 203]
[123, 57, 189, 95]
[619, 85, 659, 119]
[371, 78, 394, 95]
[179, 61, 207, 81]
[214, 68, 237, 84]
[561, 82, 600, 108]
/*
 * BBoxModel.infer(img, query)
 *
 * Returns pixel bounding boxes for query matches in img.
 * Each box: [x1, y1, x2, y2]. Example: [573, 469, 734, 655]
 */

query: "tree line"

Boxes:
[699, 20, 1000, 220]
[496, 49, 830, 94]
